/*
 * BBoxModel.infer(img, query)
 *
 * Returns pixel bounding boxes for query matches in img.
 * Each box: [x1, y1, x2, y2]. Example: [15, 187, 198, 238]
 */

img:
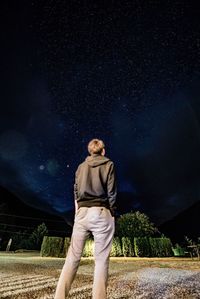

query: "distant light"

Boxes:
[39, 165, 45, 170]
[66, 164, 70, 168]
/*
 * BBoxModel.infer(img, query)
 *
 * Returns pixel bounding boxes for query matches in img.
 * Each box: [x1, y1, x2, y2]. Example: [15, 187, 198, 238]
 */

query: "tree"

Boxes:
[8, 223, 48, 251]
[116, 211, 157, 238]
[29, 222, 48, 250]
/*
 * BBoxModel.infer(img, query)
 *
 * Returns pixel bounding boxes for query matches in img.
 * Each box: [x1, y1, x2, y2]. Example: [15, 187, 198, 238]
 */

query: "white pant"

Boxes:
[54, 206, 115, 299]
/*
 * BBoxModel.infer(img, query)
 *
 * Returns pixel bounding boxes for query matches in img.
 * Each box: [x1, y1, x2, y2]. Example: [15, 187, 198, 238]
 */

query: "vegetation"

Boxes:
[82, 239, 94, 257]
[10, 223, 48, 251]
[134, 237, 151, 257]
[149, 236, 173, 257]
[40, 236, 70, 258]
[49, 236, 173, 258]
[29, 223, 49, 250]
[170, 236, 200, 258]
[39, 211, 173, 258]
[110, 237, 122, 257]
[121, 236, 134, 257]
[116, 211, 158, 239]
[1, 211, 189, 259]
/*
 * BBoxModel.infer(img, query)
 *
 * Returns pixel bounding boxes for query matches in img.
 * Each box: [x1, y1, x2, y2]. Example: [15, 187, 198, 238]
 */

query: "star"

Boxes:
[39, 165, 45, 170]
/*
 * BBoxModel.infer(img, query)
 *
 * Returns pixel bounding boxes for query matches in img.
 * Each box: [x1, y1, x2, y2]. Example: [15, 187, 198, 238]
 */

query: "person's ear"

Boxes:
[102, 148, 105, 156]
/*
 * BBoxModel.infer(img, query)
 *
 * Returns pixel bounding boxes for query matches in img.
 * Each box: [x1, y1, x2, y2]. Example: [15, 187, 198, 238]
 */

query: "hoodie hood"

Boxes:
[85, 154, 110, 167]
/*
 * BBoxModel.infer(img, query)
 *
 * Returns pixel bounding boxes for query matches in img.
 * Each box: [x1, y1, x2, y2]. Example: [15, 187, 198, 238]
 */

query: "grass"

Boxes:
[0, 251, 199, 298]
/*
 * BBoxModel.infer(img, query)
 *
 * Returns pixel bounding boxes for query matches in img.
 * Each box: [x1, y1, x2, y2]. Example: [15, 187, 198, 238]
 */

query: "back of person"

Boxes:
[75, 153, 116, 215]
[54, 138, 117, 299]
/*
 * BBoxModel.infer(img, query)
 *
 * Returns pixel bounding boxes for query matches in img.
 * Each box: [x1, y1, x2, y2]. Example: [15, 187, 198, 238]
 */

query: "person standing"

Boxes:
[54, 138, 117, 299]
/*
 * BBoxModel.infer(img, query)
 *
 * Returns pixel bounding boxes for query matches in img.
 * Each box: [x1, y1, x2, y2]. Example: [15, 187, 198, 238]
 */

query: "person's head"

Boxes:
[87, 139, 105, 156]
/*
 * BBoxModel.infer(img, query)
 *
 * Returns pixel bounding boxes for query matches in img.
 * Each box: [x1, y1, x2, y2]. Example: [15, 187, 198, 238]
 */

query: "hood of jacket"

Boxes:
[85, 154, 110, 167]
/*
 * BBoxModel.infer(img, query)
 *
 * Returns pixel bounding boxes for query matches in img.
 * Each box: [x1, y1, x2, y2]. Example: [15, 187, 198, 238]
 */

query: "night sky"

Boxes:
[1, 1, 200, 224]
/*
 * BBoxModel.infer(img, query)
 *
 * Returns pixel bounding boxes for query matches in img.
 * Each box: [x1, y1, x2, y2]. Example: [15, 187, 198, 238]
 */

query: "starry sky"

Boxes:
[1, 1, 200, 224]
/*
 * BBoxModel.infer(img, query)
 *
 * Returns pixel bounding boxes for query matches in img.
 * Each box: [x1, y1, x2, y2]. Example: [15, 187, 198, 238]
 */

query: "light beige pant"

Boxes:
[54, 206, 115, 299]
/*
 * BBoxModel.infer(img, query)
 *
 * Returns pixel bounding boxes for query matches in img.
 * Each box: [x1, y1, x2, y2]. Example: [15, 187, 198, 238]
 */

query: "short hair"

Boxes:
[88, 139, 105, 155]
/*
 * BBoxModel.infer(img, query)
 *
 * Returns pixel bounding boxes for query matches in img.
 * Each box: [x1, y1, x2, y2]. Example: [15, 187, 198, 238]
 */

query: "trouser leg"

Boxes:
[91, 208, 115, 299]
[54, 221, 89, 299]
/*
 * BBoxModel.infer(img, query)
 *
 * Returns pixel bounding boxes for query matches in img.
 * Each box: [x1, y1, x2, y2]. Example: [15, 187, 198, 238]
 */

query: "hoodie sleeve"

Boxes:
[107, 162, 117, 216]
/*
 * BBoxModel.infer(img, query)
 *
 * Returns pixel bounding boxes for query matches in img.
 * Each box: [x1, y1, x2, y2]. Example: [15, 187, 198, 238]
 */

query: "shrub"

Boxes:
[121, 237, 135, 257]
[10, 223, 48, 251]
[10, 231, 31, 251]
[116, 211, 157, 239]
[82, 239, 94, 257]
[134, 237, 151, 257]
[160, 237, 173, 257]
[149, 237, 160, 257]
[29, 223, 48, 250]
[60, 237, 71, 258]
[82, 237, 123, 258]
[40, 236, 63, 257]
[110, 237, 122, 257]
[134, 237, 173, 257]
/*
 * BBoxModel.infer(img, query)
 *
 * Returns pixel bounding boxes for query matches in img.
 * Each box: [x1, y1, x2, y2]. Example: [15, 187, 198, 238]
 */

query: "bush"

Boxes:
[121, 237, 135, 257]
[116, 211, 157, 239]
[82, 239, 94, 257]
[149, 237, 173, 257]
[60, 237, 71, 258]
[10, 231, 31, 251]
[40, 235, 173, 258]
[149, 237, 160, 257]
[134, 237, 173, 257]
[82, 237, 123, 258]
[134, 237, 151, 257]
[29, 223, 48, 250]
[110, 237, 122, 257]
[160, 237, 173, 257]
[10, 223, 48, 251]
[40, 236, 64, 257]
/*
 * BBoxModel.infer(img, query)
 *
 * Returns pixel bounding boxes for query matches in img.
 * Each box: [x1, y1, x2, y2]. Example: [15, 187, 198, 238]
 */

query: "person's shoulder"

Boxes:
[106, 159, 115, 168]
[75, 160, 85, 172]
[105, 156, 115, 164]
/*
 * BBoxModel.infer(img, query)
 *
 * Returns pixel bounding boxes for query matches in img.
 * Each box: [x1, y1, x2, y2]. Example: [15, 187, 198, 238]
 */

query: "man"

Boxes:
[54, 138, 117, 299]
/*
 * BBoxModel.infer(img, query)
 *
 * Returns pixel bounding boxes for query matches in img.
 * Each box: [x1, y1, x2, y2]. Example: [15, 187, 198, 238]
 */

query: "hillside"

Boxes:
[0, 186, 72, 239]
[159, 200, 200, 243]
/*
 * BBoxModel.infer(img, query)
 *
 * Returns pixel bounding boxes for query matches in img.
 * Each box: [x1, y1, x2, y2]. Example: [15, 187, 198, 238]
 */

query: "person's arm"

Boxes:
[107, 162, 117, 217]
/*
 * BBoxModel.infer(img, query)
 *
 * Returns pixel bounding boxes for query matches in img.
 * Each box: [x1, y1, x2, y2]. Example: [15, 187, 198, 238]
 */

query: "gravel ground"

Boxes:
[119, 267, 200, 299]
[2, 267, 198, 299]
[0, 253, 199, 298]
[56, 267, 200, 298]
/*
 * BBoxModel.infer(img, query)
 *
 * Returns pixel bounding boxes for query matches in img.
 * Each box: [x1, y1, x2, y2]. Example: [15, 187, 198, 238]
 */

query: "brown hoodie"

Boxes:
[74, 153, 117, 216]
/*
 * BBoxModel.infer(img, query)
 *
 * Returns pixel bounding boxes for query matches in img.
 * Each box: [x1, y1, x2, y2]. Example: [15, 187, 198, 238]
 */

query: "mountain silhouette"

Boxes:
[159, 200, 200, 243]
[0, 186, 72, 240]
